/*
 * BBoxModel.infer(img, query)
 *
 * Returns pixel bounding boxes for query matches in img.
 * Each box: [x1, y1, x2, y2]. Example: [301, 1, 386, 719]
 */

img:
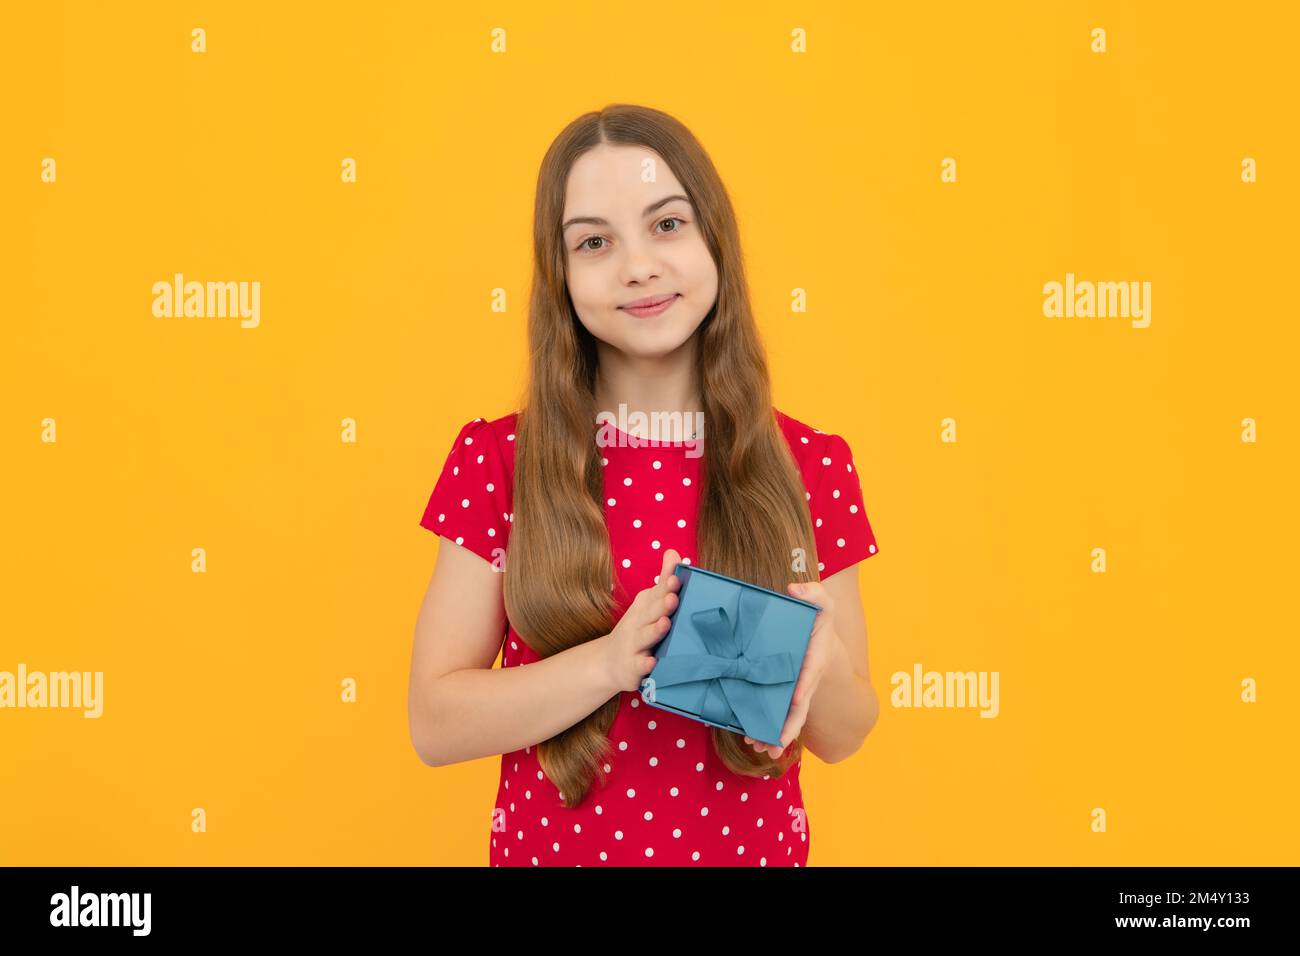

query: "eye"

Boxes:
[655, 216, 686, 234]
[577, 236, 607, 253]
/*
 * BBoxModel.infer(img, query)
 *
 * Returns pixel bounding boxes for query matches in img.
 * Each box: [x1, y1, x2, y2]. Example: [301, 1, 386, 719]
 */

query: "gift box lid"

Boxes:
[639, 563, 822, 745]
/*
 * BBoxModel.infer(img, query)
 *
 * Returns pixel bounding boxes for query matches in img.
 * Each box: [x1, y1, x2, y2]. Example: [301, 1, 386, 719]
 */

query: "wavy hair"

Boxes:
[504, 104, 824, 808]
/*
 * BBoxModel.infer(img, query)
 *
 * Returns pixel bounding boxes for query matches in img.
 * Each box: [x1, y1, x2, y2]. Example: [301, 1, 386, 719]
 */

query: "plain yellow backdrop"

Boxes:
[2, 1, 1296, 865]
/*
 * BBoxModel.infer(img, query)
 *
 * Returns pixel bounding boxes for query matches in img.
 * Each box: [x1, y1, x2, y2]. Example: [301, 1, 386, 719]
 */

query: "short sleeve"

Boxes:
[418, 417, 513, 568]
[807, 432, 879, 579]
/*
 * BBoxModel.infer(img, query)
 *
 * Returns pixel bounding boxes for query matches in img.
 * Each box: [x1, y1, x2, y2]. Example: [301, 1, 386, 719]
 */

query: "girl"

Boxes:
[409, 104, 881, 866]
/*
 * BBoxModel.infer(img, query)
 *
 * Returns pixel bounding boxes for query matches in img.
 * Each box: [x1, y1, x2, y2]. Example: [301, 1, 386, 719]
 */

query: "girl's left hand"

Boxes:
[743, 580, 837, 759]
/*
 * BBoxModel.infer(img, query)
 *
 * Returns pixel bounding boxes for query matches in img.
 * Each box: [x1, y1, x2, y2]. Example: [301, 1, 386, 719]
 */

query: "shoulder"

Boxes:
[774, 407, 847, 479]
[450, 411, 520, 471]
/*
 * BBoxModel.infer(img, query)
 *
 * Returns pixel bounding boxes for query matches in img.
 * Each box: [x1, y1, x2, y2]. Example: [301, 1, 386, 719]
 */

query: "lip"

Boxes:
[619, 293, 680, 317]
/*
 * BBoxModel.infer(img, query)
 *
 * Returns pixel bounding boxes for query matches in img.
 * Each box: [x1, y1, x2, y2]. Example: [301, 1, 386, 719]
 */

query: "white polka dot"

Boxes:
[648, 756, 658, 766]
[652, 460, 662, 469]
[737, 845, 744, 855]
[815, 518, 822, 528]
[673, 828, 682, 838]
[532, 856, 538, 865]
[821, 456, 831, 466]
[837, 538, 846, 548]
[722, 825, 730, 835]
[832, 489, 841, 499]
[460, 498, 470, 508]
[676, 519, 686, 528]
[741, 792, 749, 802]
[487, 528, 496, 536]
[618, 741, 628, 751]
[869, 544, 877, 553]
[692, 851, 700, 861]
[695, 762, 704, 772]
[682, 557, 691, 564]
[623, 476, 633, 486]
[437, 513, 445, 522]
[676, 738, 685, 748]
[486, 482, 495, 492]
[595, 805, 603, 814]
[453, 466, 459, 476]
[670, 787, 679, 796]
[507, 433, 515, 441]
[647, 720, 656, 730]
[477, 454, 484, 464]
[761, 857, 767, 866]
[655, 492, 664, 501]
[599, 851, 608, 860]
[455, 536, 464, 546]
[645, 847, 654, 857]
[601, 458, 607, 466]
[603, 763, 611, 772]
[643, 811, 653, 821]
[626, 788, 636, 798]
[464, 437, 474, 445]
[607, 498, 616, 506]
[682, 477, 691, 486]
[622, 558, 631, 568]
[633, 518, 642, 528]
[850, 504, 858, 513]
[651, 540, 660, 549]
[700, 806, 709, 816]
[574, 823, 582, 833]
[614, 830, 624, 840]
[800, 437, 809, 444]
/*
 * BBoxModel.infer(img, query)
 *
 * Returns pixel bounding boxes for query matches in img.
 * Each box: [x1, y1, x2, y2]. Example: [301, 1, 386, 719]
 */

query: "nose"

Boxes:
[618, 236, 664, 286]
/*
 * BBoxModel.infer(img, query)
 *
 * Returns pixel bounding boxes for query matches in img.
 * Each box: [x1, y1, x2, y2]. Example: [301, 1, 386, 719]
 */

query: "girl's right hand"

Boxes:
[603, 549, 683, 694]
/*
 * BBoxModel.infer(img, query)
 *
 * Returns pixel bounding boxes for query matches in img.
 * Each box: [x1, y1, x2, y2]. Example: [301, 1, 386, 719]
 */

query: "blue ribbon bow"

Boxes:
[647, 586, 797, 742]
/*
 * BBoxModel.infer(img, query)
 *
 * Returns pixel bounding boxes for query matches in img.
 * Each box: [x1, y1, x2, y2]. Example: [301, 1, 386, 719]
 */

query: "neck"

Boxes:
[593, 339, 703, 441]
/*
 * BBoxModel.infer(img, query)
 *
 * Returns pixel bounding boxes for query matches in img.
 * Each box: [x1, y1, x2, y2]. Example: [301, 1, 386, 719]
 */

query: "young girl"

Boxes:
[409, 104, 880, 866]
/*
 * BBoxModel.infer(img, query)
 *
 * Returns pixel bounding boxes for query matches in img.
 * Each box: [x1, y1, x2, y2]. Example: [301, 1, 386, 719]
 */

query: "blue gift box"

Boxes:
[638, 563, 822, 747]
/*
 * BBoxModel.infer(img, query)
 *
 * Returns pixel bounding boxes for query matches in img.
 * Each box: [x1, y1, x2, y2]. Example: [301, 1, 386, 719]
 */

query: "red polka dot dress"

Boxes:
[418, 407, 879, 866]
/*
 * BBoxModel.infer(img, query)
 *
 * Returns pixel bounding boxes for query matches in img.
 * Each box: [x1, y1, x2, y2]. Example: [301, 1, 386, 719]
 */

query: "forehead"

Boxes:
[563, 144, 686, 216]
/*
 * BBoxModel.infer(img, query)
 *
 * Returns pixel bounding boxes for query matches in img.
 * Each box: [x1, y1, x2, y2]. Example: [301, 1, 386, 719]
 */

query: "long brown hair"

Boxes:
[505, 104, 824, 808]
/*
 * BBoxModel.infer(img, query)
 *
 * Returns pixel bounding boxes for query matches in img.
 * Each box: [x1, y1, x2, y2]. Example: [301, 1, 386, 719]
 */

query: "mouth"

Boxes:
[619, 293, 680, 317]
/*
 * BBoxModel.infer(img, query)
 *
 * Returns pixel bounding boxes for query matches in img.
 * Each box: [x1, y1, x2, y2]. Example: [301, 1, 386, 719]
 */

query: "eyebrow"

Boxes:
[561, 194, 692, 232]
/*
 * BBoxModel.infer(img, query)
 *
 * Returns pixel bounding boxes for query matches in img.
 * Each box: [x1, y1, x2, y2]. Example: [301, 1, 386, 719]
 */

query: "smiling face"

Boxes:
[561, 143, 719, 361]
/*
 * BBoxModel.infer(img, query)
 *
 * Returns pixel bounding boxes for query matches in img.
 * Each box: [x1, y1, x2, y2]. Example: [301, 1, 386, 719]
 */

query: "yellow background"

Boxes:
[2, 1, 1295, 865]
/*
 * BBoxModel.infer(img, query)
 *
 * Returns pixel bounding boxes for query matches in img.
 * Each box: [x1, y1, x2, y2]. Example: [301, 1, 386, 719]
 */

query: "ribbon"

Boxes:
[647, 586, 796, 741]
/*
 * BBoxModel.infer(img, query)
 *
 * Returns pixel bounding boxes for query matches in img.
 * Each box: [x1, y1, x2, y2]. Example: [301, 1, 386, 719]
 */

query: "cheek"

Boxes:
[675, 242, 717, 295]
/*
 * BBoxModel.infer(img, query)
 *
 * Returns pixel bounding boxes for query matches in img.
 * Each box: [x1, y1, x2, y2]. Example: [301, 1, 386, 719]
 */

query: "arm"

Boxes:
[798, 562, 880, 764]
[407, 537, 620, 767]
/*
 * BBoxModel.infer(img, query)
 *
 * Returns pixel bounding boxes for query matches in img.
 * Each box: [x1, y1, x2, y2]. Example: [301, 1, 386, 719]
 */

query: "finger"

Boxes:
[656, 549, 682, 592]
[788, 580, 832, 614]
[779, 693, 810, 749]
[637, 614, 671, 652]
